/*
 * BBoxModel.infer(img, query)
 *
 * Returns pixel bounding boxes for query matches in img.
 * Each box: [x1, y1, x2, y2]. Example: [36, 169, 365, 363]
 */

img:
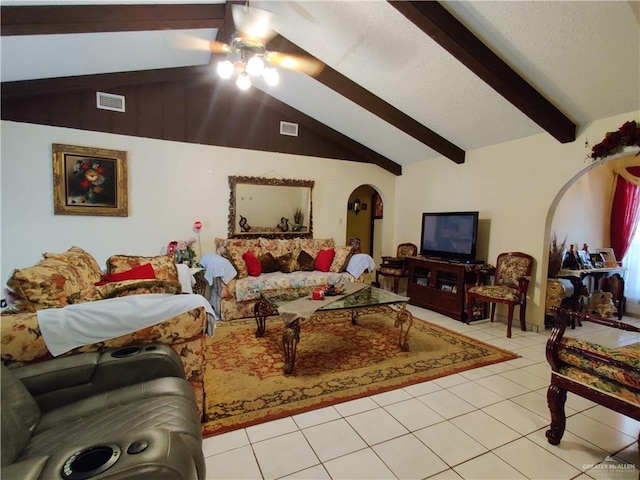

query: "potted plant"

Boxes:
[293, 208, 305, 231]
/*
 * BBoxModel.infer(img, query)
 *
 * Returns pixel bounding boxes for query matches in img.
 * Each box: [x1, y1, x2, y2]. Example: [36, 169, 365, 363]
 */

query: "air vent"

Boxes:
[280, 121, 299, 137]
[96, 92, 125, 112]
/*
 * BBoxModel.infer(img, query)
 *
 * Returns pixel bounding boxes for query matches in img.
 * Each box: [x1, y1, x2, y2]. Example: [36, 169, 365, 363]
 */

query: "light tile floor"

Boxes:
[202, 306, 640, 480]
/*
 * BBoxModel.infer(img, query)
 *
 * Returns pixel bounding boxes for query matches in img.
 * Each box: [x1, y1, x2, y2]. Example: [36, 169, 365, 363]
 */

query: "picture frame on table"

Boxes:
[52, 143, 128, 217]
[577, 250, 592, 269]
[596, 248, 618, 268]
[589, 253, 605, 268]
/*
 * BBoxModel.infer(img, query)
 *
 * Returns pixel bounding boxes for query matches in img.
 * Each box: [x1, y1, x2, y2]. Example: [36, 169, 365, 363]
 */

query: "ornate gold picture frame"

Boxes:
[52, 143, 128, 217]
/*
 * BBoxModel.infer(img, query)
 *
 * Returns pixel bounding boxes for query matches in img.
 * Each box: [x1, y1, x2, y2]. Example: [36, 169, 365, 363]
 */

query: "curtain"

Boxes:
[610, 166, 640, 262]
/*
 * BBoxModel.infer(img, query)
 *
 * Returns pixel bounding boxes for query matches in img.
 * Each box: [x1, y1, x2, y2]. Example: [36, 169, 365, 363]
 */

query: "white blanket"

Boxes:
[200, 252, 238, 285]
[37, 294, 216, 357]
[346, 254, 376, 278]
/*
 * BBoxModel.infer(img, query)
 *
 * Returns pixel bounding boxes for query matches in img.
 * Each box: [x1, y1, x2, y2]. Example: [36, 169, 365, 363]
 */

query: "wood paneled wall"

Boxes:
[1, 70, 401, 175]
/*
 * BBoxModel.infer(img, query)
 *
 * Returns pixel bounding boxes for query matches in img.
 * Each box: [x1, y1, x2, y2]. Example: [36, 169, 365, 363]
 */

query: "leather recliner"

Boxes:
[1, 344, 205, 480]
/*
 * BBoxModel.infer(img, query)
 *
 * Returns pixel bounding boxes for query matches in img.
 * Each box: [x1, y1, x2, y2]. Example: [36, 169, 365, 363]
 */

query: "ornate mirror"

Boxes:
[228, 176, 314, 238]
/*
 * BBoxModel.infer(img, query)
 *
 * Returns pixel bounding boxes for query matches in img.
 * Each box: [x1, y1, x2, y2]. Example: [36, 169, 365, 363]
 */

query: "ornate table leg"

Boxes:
[282, 319, 301, 374]
[253, 296, 278, 338]
[394, 303, 413, 352]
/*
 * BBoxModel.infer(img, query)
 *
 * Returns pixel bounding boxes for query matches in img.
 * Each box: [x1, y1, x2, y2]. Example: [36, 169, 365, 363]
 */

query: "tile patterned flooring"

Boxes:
[202, 306, 640, 480]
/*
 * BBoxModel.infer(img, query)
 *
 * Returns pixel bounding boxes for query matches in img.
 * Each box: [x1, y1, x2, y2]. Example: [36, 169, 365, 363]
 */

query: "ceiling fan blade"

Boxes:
[209, 40, 231, 54]
[265, 51, 325, 77]
[231, 3, 277, 44]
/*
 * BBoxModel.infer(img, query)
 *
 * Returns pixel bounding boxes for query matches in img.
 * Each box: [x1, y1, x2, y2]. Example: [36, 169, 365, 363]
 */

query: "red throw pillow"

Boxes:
[243, 251, 262, 276]
[314, 248, 335, 272]
[95, 263, 156, 285]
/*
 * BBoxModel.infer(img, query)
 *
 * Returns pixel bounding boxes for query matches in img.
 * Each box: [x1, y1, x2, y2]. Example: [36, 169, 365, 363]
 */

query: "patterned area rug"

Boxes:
[201, 312, 518, 437]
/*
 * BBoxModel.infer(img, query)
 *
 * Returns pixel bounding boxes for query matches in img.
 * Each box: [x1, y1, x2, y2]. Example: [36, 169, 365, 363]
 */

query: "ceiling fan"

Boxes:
[209, 3, 324, 90]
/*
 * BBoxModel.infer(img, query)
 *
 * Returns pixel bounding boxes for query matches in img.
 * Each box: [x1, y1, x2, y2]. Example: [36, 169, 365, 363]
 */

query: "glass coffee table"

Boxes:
[253, 284, 413, 374]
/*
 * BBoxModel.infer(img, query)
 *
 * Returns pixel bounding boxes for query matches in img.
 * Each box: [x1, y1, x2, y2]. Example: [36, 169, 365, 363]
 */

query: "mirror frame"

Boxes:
[228, 176, 314, 239]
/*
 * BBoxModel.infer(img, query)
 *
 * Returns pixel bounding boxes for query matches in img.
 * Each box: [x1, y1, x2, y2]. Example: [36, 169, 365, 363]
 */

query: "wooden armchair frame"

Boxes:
[373, 243, 417, 293]
[545, 307, 640, 446]
[465, 251, 533, 337]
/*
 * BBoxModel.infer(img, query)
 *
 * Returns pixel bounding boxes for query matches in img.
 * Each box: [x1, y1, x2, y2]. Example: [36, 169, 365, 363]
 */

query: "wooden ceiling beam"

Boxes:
[0, 4, 225, 35]
[390, 1, 576, 144]
[267, 36, 466, 164]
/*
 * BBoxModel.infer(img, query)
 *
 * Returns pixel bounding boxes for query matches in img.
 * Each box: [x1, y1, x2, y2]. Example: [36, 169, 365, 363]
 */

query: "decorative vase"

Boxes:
[548, 252, 563, 278]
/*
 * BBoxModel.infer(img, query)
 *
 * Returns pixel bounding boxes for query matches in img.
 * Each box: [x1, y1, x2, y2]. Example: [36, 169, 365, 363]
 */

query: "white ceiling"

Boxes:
[2, 0, 639, 167]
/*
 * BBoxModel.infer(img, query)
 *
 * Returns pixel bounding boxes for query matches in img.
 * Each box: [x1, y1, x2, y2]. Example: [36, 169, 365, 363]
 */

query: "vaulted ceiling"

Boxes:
[2, 1, 639, 175]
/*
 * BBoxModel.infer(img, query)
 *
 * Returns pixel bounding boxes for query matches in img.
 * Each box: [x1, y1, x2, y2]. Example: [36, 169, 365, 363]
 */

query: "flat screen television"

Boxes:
[420, 211, 479, 262]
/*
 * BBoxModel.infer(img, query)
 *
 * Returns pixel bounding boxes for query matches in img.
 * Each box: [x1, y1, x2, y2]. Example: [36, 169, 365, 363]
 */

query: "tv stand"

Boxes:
[406, 256, 487, 322]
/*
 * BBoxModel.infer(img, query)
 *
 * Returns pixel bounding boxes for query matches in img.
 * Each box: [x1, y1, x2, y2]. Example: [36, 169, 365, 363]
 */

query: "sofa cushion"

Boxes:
[296, 238, 335, 258]
[106, 254, 179, 283]
[243, 251, 262, 277]
[259, 238, 297, 258]
[259, 253, 280, 273]
[6, 258, 86, 313]
[224, 240, 262, 279]
[296, 251, 315, 271]
[43, 246, 102, 288]
[277, 253, 297, 273]
[557, 365, 640, 407]
[234, 271, 355, 302]
[558, 337, 640, 390]
[67, 279, 183, 304]
[315, 249, 335, 272]
[330, 245, 354, 273]
[96, 263, 156, 285]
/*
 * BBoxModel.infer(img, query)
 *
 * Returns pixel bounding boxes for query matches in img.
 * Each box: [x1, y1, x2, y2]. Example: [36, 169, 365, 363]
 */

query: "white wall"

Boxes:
[3, 112, 638, 332]
[551, 162, 614, 253]
[394, 111, 640, 332]
[0, 121, 398, 283]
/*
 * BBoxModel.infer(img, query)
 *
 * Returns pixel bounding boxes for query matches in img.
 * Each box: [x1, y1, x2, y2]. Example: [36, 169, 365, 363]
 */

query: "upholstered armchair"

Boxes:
[465, 251, 534, 337]
[373, 243, 417, 293]
[545, 307, 639, 446]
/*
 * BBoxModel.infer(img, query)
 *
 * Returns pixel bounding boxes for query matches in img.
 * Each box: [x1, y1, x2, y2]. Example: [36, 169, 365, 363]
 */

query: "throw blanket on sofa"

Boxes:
[37, 294, 216, 357]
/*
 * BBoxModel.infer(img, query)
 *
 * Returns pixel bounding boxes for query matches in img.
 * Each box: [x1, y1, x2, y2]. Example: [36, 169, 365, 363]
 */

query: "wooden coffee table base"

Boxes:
[255, 298, 413, 374]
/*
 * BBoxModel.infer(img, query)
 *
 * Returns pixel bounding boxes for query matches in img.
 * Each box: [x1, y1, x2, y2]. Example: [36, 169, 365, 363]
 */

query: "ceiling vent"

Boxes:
[96, 92, 125, 112]
[280, 121, 299, 137]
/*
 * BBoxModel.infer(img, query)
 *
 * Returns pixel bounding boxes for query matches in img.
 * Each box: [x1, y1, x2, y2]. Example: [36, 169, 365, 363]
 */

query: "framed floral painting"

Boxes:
[52, 143, 128, 216]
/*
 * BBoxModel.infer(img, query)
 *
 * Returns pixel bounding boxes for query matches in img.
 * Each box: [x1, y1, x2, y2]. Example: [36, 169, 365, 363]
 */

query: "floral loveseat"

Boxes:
[1, 246, 212, 418]
[203, 237, 374, 321]
[545, 307, 639, 446]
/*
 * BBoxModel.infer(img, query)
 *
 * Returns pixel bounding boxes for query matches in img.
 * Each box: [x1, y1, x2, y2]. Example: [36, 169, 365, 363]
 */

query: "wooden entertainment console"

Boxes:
[406, 256, 487, 322]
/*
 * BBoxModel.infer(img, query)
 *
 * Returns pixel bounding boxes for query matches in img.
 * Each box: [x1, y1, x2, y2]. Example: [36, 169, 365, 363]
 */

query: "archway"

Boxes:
[543, 152, 640, 321]
[346, 184, 382, 260]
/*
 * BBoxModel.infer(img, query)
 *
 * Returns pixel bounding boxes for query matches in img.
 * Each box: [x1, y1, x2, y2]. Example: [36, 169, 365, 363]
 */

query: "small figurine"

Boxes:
[239, 215, 251, 232]
[562, 244, 580, 270]
[278, 217, 289, 232]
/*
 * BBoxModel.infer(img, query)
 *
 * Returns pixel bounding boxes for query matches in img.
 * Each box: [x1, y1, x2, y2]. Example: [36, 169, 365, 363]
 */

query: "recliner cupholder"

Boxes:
[61, 444, 121, 480]
[111, 346, 141, 358]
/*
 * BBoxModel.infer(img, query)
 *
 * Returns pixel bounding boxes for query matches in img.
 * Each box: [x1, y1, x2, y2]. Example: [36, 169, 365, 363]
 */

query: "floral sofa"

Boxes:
[1, 246, 212, 418]
[203, 237, 374, 321]
[545, 307, 639, 446]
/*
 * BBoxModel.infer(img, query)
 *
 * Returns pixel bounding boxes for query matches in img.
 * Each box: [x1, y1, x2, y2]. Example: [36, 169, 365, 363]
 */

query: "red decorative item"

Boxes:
[312, 287, 325, 300]
[194, 221, 202, 231]
[589, 120, 640, 161]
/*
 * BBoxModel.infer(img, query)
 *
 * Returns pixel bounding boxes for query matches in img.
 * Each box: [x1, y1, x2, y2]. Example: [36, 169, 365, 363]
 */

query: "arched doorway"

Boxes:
[346, 185, 381, 260]
[545, 152, 640, 320]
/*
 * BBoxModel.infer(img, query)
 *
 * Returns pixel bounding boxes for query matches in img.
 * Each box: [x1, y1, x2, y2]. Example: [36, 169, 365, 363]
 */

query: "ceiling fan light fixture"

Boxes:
[263, 67, 279, 86]
[246, 55, 264, 76]
[216, 60, 235, 79]
[236, 71, 252, 90]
